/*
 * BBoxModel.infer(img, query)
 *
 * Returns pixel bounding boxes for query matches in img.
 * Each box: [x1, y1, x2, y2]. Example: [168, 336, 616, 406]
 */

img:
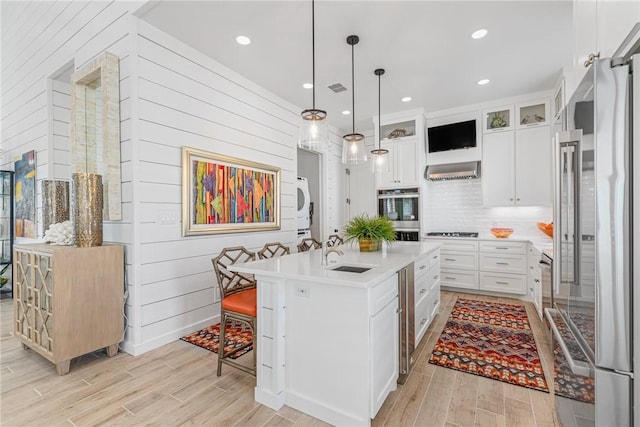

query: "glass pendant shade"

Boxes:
[341, 132, 367, 164]
[298, 0, 327, 151]
[371, 147, 390, 173]
[371, 68, 389, 173]
[299, 108, 328, 150]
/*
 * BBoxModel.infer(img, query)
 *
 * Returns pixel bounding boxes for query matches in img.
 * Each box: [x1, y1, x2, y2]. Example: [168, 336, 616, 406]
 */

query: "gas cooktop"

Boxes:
[426, 232, 479, 238]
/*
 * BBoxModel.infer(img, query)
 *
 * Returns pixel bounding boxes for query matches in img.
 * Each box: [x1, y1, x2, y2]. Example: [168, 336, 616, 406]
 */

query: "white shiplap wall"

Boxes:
[1, 3, 345, 356]
[1, 1, 137, 349]
[130, 20, 344, 354]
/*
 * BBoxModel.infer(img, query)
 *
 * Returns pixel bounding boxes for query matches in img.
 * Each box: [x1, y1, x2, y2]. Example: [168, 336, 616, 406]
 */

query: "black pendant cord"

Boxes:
[378, 71, 381, 150]
[371, 68, 387, 156]
[311, 0, 316, 110]
[351, 41, 355, 133]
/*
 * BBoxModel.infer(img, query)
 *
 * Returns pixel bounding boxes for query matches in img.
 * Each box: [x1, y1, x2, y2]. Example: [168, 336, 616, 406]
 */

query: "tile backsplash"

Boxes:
[423, 178, 553, 237]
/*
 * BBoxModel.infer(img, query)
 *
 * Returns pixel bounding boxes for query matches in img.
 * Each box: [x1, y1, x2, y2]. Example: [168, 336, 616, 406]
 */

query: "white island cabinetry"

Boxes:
[229, 242, 440, 427]
[414, 250, 441, 344]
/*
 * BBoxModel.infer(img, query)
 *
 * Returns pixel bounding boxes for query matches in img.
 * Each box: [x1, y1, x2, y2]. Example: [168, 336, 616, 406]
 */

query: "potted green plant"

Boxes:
[343, 214, 396, 252]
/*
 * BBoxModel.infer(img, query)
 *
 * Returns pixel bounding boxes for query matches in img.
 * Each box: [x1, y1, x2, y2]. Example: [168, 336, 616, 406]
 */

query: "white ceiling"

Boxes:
[138, 1, 573, 135]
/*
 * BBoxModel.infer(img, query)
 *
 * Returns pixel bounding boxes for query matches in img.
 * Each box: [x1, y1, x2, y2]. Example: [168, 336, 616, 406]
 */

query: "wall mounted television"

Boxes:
[427, 119, 477, 153]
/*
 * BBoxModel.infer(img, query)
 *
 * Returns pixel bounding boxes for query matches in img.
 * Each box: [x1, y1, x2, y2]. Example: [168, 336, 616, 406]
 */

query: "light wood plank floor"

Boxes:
[1, 291, 558, 426]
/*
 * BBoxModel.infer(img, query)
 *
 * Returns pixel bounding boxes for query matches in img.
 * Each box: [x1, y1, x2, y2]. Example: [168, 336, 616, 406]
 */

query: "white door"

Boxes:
[482, 131, 515, 206]
[346, 162, 376, 220]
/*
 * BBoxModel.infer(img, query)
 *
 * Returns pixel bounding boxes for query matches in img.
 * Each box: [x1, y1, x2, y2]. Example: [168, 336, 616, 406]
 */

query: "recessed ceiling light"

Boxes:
[471, 29, 488, 39]
[477, 79, 490, 85]
[342, 110, 351, 115]
[401, 97, 412, 102]
[302, 83, 313, 89]
[236, 35, 251, 45]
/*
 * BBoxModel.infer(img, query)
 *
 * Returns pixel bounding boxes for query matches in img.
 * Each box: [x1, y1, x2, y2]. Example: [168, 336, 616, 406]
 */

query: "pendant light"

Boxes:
[341, 35, 367, 165]
[298, 0, 328, 151]
[371, 68, 390, 173]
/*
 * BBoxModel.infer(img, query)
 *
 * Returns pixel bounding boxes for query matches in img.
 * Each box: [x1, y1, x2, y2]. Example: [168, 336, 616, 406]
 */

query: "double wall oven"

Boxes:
[377, 188, 420, 241]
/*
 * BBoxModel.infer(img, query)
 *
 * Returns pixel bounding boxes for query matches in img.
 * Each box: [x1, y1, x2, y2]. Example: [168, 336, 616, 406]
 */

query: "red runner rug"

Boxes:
[180, 322, 253, 359]
[429, 297, 548, 392]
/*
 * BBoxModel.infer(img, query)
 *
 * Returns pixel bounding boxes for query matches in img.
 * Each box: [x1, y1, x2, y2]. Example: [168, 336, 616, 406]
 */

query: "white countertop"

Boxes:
[229, 241, 440, 288]
[423, 233, 553, 256]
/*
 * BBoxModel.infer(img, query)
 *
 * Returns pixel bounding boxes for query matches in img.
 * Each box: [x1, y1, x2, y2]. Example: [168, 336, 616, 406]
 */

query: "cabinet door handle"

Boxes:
[432, 255, 439, 259]
[434, 299, 439, 306]
[510, 198, 514, 201]
[420, 288, 427, 295]
[433, 275, 439, 280]
[420, 318, 427, 325]
[534, 278, 540, 283]
[419, 265, 426, 270]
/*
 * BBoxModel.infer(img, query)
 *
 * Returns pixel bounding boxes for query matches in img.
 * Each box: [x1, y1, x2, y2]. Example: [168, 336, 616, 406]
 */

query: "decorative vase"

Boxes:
[358, 238, 381, 252]
[42, 180, 70, 236]
[72, 173, 103, 247]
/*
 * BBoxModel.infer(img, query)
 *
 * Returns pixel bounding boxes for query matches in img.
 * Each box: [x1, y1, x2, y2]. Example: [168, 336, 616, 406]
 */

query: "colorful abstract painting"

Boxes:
[182, 147, 280, 235]
[14, 150, 36, 238]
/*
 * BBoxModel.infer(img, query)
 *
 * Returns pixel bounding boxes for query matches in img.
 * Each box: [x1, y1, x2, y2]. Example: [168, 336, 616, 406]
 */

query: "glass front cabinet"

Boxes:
[0, 171, 14, 297]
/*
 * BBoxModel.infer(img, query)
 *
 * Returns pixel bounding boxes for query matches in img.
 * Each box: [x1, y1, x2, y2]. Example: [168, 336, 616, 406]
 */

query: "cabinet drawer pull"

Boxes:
[420, 318, 427, 325]
[496, 262, 509, 265]
[419, 265, 426, 270]
[496, 281, 509, 285]
[445, 258, 456, 261]
[444, 276, 456, 280]
[496, 247, 509, 250]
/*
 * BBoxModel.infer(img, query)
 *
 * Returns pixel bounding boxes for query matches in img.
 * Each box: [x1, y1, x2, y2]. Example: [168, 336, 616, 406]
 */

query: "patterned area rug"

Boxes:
[181, 322, 253, 359]
[429, 297, 549, 392]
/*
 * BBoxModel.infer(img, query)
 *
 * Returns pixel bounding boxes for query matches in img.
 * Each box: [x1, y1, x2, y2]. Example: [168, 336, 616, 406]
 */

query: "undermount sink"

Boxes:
[330, 265, 372, 273]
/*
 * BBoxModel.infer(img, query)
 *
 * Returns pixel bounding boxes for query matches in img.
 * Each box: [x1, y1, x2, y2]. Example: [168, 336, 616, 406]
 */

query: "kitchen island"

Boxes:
[229, 241, 440, 427]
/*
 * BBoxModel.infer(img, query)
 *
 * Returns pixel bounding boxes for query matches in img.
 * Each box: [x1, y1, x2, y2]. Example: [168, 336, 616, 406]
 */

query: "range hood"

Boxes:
[424, 161, 481, 181]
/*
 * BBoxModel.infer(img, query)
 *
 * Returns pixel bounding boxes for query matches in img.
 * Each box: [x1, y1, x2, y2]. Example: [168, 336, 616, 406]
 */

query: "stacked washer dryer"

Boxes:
[296, 177, 311, 243]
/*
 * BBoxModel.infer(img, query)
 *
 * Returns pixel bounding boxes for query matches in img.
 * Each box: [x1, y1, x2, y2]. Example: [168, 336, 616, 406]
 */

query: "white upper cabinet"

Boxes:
[375, 138, 419, 188]
[482, 125, 551, 207]
[482, 131, 516, 206]
[516, 100, 549, 129]
[483, 106, 514, 133]
[514, 126, 552, 206]
[373, 109, 425, 189]
[573, 0, 640, 84]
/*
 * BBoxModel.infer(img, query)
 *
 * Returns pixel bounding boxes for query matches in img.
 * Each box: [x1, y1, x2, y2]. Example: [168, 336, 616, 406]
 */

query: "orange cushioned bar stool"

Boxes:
[211, 246, 257, 377]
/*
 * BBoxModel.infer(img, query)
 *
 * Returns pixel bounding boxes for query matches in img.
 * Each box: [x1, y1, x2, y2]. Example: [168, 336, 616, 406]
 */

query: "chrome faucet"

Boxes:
[322, 247, 344, 265]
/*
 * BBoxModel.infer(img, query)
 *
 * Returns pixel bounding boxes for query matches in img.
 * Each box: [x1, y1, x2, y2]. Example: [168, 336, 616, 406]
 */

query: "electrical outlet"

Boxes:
[295, 285, 310, 298]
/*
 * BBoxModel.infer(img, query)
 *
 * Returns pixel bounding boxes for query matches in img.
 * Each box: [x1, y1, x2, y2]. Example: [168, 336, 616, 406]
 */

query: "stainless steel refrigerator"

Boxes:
[547, 31, 639, 426]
